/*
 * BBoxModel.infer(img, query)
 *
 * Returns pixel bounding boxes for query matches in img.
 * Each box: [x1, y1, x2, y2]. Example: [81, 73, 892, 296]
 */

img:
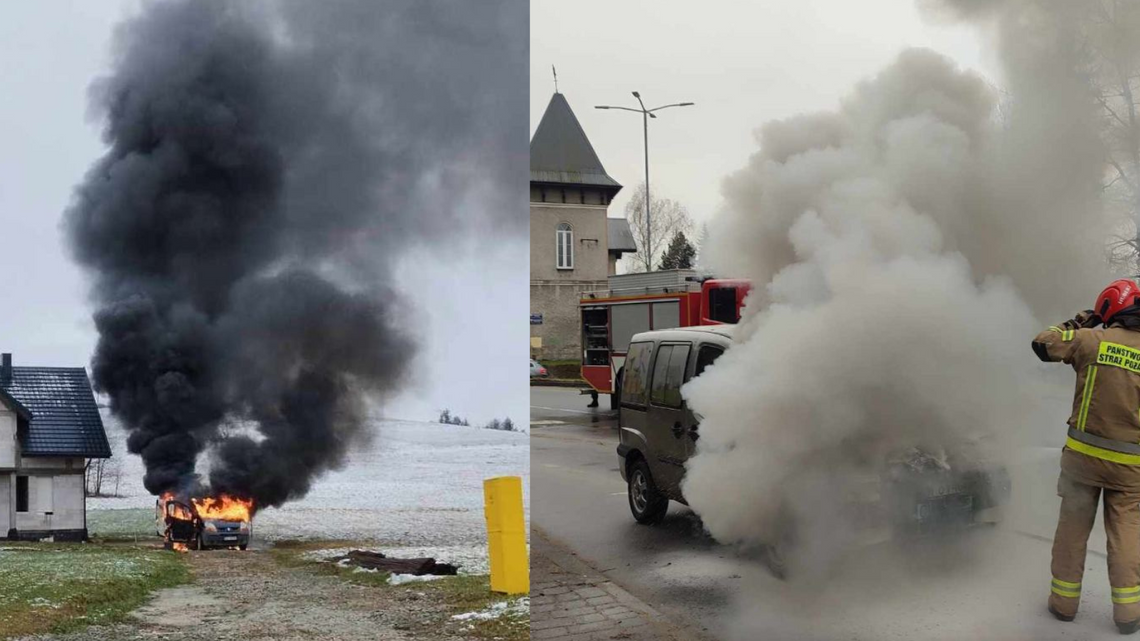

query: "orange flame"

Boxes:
[171, 542, 189, 553]
[159, 492, 194, 521]
[191, 494, 254, 522]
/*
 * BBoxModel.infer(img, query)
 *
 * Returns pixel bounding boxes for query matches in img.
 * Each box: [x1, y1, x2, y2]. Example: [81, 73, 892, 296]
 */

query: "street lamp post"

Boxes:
[596, 93, 693, 272]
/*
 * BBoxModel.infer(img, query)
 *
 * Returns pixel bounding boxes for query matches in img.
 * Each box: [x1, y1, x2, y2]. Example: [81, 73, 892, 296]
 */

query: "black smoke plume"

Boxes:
[64, 0, 525, 510]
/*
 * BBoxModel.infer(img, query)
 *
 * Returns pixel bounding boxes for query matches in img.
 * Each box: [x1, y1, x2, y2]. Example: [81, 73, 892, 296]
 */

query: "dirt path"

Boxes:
[21, 549, 467, 641]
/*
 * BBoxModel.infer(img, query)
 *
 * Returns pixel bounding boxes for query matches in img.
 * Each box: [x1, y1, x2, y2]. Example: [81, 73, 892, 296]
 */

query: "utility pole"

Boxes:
[596, 93, 693, 271]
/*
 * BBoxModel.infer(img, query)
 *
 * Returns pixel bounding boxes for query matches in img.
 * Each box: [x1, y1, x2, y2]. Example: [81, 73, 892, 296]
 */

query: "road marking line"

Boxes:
[530, 420, 567, 426]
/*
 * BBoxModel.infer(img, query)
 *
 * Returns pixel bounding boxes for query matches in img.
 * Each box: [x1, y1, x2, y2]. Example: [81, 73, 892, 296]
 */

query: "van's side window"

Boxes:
[622, 341, 654, 408]
[693, 344, 725, 380]
[650, 343, 691, 408]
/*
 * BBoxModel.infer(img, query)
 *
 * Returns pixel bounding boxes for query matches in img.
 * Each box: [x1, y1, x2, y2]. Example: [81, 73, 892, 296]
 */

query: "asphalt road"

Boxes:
[532, 386, 1127, 641]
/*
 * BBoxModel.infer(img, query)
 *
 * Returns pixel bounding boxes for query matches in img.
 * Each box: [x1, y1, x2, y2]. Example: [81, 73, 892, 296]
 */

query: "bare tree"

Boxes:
[105, 457, 122, 498]
[85, 459, 104, 497]
[622, 182, 693, 273]
[85, 457, 123, 498]
[1081, 1, 1140, 270]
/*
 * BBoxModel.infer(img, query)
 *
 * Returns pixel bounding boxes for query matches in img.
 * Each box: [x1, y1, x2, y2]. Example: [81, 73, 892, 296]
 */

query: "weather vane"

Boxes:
[552, 65, 558, 93]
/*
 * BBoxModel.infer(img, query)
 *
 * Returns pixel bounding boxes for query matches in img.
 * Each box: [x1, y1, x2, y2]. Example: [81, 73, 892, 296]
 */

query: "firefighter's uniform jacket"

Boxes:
[1034, 322, 1140, 623]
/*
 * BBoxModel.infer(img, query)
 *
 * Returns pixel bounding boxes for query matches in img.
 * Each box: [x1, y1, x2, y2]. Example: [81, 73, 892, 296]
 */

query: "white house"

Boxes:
[0, 353, 110, 541]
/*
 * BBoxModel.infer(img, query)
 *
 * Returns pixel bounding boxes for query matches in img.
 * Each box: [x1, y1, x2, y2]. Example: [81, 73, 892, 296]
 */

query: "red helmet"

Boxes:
[1096, 279, 1140, 323]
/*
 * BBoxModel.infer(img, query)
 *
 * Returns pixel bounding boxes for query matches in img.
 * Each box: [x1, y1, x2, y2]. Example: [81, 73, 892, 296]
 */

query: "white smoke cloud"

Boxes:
[683, 30, 1116, 581]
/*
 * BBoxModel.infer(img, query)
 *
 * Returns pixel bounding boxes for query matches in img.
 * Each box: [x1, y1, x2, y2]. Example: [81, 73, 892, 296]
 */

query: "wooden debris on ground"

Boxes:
[330, 550, 460, 576]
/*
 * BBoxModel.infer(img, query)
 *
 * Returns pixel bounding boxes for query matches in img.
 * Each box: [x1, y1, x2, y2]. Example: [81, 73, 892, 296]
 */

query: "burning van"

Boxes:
[156, 493, 253, 551]
[616, 325, 1011, 578]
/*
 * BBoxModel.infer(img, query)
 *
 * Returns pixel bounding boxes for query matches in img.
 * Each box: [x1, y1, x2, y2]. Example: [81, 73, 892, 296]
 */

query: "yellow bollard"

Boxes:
[484, 475, 529, 594]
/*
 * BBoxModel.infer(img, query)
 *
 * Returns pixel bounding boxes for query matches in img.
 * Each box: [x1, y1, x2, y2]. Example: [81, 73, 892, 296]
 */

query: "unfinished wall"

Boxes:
[14, 457, 86, 534]
[0, 475, 9, 535]
[0, 408, 14, 469]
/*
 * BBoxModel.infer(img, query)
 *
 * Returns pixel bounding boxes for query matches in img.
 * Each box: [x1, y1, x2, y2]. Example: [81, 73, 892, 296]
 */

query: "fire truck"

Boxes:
[579, 269, 751, 408]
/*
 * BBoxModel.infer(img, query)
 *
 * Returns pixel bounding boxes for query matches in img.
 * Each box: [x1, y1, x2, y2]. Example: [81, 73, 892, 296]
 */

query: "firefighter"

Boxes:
[1035, 279, 1140, 633]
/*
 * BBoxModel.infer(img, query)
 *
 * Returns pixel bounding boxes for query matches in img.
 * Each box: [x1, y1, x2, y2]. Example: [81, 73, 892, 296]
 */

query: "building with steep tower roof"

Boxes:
[531, 92, 635, 361]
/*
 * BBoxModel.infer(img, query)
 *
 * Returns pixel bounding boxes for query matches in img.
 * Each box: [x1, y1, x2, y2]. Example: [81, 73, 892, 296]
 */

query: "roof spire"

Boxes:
[529, 93, 621, 192]
[552, 65, 559, 93]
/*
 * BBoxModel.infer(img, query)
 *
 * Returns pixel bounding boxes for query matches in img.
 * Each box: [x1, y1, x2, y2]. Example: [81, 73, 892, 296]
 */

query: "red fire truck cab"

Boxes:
[580, 270, 750, 408]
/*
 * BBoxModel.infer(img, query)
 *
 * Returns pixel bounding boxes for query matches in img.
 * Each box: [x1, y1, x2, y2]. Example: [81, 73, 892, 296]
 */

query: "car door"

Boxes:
[619, 340, 655, 463]
[645, 341, 693, 499]
[682, 341, 727, 460]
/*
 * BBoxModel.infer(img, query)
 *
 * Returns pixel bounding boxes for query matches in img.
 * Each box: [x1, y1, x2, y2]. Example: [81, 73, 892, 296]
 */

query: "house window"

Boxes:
[556, 223, 574, 269]
[16, 475, 28, 513]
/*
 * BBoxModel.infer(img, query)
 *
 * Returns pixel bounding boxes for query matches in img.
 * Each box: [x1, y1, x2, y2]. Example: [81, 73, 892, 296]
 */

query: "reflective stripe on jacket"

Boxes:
[1034, 324, 1140, 490]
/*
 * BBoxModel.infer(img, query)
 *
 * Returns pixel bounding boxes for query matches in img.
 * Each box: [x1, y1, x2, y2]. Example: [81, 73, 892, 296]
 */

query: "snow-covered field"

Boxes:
[90, 413, 529, 548]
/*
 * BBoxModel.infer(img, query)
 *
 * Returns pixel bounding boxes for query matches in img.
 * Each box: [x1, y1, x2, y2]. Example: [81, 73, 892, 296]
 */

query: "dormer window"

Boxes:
[556, 223, 574, 270]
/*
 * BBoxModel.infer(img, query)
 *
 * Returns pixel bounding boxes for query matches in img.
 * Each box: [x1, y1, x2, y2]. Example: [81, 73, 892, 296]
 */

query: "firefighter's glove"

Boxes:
[1070, 310, 1103, 329]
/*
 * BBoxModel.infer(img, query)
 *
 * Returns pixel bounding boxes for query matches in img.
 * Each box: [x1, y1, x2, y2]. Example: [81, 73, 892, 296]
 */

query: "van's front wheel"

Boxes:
[628, 459, 668, 525]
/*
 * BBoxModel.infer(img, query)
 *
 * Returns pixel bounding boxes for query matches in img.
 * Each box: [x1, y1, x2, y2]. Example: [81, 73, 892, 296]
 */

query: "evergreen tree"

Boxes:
[658, 231, 696, 270]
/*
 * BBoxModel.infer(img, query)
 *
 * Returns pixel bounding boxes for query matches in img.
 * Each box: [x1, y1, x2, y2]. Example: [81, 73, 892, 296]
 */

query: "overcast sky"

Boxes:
[531, 0, 996, 243]
[0, 1, 527, 426]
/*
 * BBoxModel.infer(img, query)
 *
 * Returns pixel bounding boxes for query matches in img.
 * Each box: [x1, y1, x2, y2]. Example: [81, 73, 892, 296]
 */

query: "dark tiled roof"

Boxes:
[1, 367, 110, 458]
[607, 218, 637, 253]
[531, 93, 621, 190]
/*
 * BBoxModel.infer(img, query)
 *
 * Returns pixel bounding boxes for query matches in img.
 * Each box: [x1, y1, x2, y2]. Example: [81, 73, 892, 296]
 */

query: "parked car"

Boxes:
[530, 358, 549, 379]
[615, 325, 1010, 577]
[156, 497, 251, 550]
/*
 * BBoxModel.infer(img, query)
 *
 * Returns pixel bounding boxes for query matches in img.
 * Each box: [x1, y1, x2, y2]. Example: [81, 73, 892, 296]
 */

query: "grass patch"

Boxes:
[272, 545, 527, 641]
[87, 508, 156, 540]
[0, 542, 190, 638]
[412, 575, 528, 641]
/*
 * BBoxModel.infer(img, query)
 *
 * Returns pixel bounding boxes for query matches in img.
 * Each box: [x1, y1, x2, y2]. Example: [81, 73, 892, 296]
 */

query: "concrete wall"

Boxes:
[531, 280, 606, 361]
[20, 457, 83, 470]
[0, 408, 14, 469]
[0, 404, 89, 536]
[0, 475, 9, 534]
[531, 189, 615, 362]
[14, 468, 85, 532]
[531, 202, 610, 282]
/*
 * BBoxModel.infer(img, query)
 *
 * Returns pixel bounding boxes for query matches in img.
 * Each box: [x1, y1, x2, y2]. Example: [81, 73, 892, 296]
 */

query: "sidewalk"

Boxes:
[531, 529, 698, 641]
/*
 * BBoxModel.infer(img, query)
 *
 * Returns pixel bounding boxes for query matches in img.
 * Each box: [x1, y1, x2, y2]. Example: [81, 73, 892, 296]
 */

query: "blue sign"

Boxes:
[530, 314, 543, 325]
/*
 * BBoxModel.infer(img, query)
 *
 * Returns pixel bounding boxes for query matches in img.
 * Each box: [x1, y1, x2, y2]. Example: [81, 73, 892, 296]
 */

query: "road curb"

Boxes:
[531, 378, 592, 389]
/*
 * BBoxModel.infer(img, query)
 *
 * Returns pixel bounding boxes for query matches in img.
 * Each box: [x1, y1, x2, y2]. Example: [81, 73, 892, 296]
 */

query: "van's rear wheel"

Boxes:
[628, 459, 668, 524]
